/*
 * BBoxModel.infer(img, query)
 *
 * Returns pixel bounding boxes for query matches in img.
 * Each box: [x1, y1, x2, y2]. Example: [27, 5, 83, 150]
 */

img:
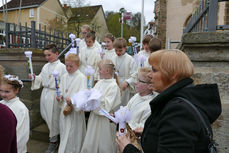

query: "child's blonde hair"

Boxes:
[81, 24, 91, 32]
[2, 75, 23, 91]
[98, 59, 121, 90]
[105, 33, 115, 42]
[65, 53, 80, 66]
[113, 37, 127, 49]
[138, 67, 152, 84]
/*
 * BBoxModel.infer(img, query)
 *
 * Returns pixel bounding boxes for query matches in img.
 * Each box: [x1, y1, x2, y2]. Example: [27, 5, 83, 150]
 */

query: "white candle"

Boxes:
[24, 51, 34, 80]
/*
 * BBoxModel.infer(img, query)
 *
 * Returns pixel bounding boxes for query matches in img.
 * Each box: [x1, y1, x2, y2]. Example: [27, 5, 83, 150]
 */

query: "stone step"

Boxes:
[30, 123, 49, 143]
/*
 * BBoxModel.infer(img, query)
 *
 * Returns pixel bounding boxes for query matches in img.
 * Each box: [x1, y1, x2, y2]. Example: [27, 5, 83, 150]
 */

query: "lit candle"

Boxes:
[24, 51, 34, 80]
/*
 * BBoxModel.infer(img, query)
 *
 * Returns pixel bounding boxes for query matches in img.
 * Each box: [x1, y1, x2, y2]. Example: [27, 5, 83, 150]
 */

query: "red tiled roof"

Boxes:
[0, 0, 46, 10]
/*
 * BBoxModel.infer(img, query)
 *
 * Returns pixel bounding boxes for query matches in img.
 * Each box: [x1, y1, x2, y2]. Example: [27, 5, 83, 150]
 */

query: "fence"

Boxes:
[5, 21, 71, 50]
[183, 0, 229, 33]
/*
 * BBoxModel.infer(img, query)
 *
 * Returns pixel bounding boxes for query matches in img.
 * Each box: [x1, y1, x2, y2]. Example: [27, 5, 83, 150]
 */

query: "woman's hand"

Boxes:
[133, 127, 143, 139]
[116, 132, 131, 153]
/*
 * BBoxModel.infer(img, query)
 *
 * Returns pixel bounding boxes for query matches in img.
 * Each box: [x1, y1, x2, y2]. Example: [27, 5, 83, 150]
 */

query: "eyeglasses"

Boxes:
[137, 79, 148, 84]
[81, 32, 87, 34]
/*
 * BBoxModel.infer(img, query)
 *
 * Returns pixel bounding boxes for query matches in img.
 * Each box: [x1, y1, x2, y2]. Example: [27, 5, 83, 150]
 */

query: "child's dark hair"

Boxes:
[2, 75, 23, 92]
[142, 35, 153, 45]
[43, 43, 59, 53]
[85, 31, 96, 41]
[113, 37, 127, 49]
[105, 33, 115, 42]
[149, 37, 162, 52]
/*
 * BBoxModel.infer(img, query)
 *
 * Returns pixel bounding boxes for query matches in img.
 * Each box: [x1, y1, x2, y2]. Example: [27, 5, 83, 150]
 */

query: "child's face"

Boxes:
[135, 74, 150, 95]
[44, 50, 58, 63]
[115, 47, 126, 56]
[85, 37, 95, 47]
[0, 83, 18, 101]
[143, 44, 149, 52]
[81, 28, 87, 39]
[99, 65, 108, 79]
[104, 38, 113, 50]
[65, 61, 79, 74]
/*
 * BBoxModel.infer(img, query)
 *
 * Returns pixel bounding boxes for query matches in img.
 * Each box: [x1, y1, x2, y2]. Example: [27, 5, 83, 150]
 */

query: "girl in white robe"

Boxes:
[112, 38, 137, 106]
[79, 32, 101, 82]
[80, 60, 121, 153]
[124, 67, 158, 130]
[29, 44, 66, 151]
[103, 33, 116, 62]
[57, 54, 87, 153]
[0, 75, 30, 153]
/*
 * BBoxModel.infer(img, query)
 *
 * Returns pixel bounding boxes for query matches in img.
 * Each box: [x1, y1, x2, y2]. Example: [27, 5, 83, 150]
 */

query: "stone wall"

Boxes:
[154, 0, 167, 49]
[0, 48, 46, 129]
[179, 31, 229, 152]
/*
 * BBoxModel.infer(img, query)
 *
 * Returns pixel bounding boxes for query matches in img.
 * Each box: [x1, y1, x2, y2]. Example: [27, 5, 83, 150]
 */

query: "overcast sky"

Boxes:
[0, 0, 155, 24]
[85, 0, 155, 24]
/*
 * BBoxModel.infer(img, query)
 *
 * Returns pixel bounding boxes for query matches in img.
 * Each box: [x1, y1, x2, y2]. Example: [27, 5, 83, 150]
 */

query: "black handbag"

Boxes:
[177, 97, 218, 153]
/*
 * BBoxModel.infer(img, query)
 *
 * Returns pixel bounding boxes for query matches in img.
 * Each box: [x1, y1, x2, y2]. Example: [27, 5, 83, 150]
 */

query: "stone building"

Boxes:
[154, 0, 229, 49]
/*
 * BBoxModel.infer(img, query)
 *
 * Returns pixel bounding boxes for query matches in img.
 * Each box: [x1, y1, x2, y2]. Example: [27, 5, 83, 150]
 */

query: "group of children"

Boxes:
[0, 24, 162, 153]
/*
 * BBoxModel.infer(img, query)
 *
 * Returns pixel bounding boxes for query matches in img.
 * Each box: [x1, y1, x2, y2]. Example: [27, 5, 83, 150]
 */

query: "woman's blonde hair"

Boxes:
[0, 65, 4, 85]
[98, 59, 121, 90]
[65, 53, 80, 66]
[148, 49, 194, 81]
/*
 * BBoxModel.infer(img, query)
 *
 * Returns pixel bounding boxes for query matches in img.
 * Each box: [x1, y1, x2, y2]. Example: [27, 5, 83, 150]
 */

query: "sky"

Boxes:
[0, 0, 155, 24]
[84, 0, 156, 24]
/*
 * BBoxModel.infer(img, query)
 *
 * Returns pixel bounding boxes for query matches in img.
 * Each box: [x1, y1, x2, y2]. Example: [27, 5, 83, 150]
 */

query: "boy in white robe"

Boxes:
[126, 37, 162, 91]
[29, 44, 66, 153]
[112, 38, 137, 106]
[79, 32, 101, 83]
[56, 54, 87, 153]
[80, 60, 121, 153]
[0, 75, 30, 153]
[79, 24, 101, 54]
[124, 67, 158, 130]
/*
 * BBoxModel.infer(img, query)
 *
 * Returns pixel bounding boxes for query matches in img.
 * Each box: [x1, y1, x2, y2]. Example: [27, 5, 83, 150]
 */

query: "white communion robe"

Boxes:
[113, 53, 137, 106]
[124, 92, 158, 130]
[0, 97, 30, 153]
[58, 70, 87, 153]
[127, 50, 151, 90]
[79, 39, 101, 54]
[103, 48, 116, 62]
[80, 79, 121, 153]
[79, 45, 101, 81]
[31, 59, 66, 138]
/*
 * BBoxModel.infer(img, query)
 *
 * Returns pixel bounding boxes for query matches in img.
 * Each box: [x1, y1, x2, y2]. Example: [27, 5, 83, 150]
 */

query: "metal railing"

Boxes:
[183, 0, 229, 33]
[5, 21, 71, 50]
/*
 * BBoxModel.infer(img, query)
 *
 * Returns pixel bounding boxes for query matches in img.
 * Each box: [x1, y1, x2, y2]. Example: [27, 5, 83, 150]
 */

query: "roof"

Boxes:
[68, 5, 102, 22]
[0, 0, 46, 10]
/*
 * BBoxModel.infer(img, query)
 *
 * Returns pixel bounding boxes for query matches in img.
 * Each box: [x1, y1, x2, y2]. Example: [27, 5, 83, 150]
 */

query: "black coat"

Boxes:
[123, 78, 221, 153]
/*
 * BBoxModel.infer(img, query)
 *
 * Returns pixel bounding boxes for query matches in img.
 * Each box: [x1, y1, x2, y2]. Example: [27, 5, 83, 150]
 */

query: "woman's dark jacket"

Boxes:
[123, 78, 221, 153]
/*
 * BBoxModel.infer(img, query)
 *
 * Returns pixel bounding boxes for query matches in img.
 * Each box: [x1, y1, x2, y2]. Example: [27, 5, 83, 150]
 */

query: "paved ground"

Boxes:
[27, 139, 58, 153]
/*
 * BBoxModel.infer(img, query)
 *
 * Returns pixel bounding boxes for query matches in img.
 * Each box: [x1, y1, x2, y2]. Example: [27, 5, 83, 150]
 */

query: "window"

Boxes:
[29, 9, 34, 18]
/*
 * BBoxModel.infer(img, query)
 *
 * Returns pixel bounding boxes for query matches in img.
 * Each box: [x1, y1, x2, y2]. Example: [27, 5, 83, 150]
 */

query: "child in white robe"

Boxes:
[0, 75, 30, 153]
[56, 53, 87, 153]
[79, 31, 101, 83]
[124, 67, 158, 130]
[113, 38, 137, 106]
[79, 24, 101, 53]
[103, 33, 116, 62]
[80, 59, 121, 153]
[127, 37, 162, 91]
[29, 44, 66, 153]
